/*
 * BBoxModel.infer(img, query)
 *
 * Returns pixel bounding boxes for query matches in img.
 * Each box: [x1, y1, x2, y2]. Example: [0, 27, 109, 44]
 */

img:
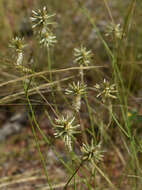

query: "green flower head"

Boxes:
[81, 139, 104, 163]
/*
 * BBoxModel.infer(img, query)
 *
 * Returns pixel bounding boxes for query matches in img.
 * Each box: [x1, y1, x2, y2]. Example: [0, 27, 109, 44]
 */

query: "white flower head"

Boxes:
[9, 37, 26, 53]
[39, 31, 57, 48]
[65, 81, 87, 112]
[74, 45, 93, 66]
[105, 23, 123, 39]
[54, 115, 80, 151]
[94, 79, 117, 103]
[65, 81, 87, 96]
[30, 6, 56, 30]
[81, 139, 104, 163]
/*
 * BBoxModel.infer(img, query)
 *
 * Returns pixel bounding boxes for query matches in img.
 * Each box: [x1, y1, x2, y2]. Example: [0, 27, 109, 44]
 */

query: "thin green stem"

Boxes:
[47, 47, 58, 113]
[23, 81, 52, 189]
[28, 116, 52, 190]
[63, 160, 84, 190]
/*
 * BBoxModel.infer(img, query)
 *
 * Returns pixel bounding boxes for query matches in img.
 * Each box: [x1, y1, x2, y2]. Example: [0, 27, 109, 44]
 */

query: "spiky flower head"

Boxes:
[30, 6, 56, 30]
[74, 45, 93, 66]
[105, 23, 123, 39]
[54, 116, 80, 151]
[65, 81, 87, 96]
[9, 37, 26, 53]
[94, 79, 117, 103]
[81, 139, 104, 163]
[9, 37, 27, 65]
[39, 31, 57, 48]
[65, 81, 87, 112]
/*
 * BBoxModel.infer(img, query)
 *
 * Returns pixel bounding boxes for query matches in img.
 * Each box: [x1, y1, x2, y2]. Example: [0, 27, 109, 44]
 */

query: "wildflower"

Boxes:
[54, 116, 80, 151]
[65, 81, 87, 112]
[39, 31, 57, 48]
[30, 6, 56, 30]
[9, 37, 26, 53]
[105, 23, 123, 39]
[65, 81, 87, 96]
[9, 37, 26, 65]
[94, 79, 117, 103]
[74, 45, 93, 66]
[81, 139, 104, 163]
